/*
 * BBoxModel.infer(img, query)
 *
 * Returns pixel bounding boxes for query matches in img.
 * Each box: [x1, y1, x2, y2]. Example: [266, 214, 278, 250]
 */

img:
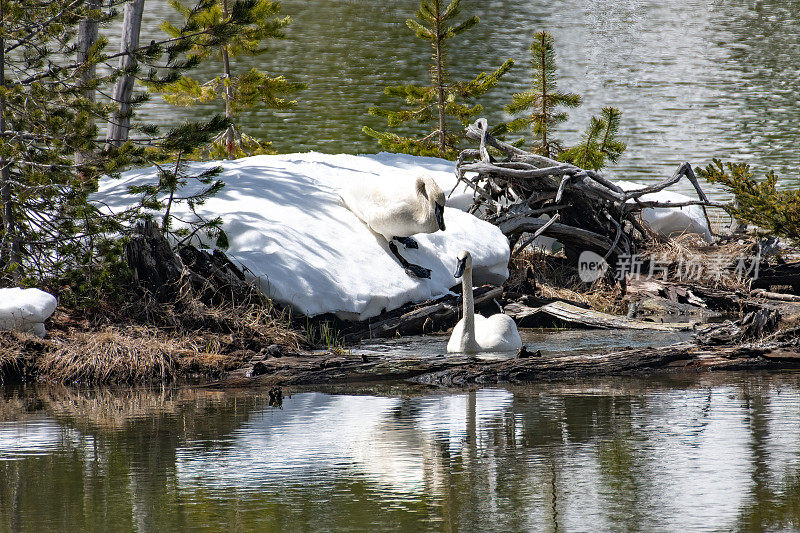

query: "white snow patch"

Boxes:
[0, 287, 57, 337]
[615, 181, 712, 242]
[94, 152, 510, 320]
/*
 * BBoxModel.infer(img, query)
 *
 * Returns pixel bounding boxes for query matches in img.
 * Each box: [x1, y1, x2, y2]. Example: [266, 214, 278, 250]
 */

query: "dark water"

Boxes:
[128, 0, 800, 198]
[3, 372, 800, 531]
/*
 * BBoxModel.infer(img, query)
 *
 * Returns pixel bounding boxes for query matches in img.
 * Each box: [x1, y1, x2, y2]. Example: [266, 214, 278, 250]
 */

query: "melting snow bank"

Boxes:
[0, 288, 57, 337]
[615, 181, 712, 242]
[94, 152, 509, 320]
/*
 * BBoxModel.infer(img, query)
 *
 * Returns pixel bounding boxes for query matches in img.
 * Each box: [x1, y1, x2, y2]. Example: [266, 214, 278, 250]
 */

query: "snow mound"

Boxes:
[95, 152, 510, 320]
[0, 288, 57, 337]
[615, 181, 712, 242]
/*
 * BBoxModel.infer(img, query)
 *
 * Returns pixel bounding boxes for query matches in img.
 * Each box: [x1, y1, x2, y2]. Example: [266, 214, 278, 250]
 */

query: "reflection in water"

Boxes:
[121, 0, 800, 199]
[2, 374, 800, 531]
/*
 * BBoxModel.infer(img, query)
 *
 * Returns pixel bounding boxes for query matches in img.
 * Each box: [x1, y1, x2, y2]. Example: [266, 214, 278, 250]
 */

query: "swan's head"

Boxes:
[417, 176, 446, 231]
[453, 250, 472, 278]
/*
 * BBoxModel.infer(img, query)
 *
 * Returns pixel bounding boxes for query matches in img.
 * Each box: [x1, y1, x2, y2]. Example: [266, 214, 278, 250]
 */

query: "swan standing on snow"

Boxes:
[447, 250, 522, 353]
[340, 175, 446, 278]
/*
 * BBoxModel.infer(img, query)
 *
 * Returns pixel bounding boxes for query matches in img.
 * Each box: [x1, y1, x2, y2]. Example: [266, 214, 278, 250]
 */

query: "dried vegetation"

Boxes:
[1, 290, 305, 385]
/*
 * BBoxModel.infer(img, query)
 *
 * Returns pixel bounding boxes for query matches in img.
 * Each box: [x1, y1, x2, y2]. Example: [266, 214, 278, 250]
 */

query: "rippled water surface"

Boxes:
[126, 0, 800, 200]
[3, 373, 800, 531]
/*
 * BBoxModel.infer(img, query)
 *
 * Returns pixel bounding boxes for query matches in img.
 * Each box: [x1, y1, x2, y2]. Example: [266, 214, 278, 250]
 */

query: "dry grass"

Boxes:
[1, 289, 306, 385]
[508, 235, 767, 315]
[639, 234, 758, 291]
[0, 331, 46, 383]
[508, 247, 627, 314]
[40, 327, 178, 384]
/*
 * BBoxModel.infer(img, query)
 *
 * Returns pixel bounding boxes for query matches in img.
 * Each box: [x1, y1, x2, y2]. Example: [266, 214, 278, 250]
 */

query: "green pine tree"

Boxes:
[0, 0, 248, 299]
[363, 0, 513, 159]
[153, 0, 306, 159]
[130, 115, 231, 247]
[501, 31, 625, 169]
[559, 107, 625, 171]
[0, 0, 128, 286]
[501, 31, 581, 158]
[697, 159, 800, 244]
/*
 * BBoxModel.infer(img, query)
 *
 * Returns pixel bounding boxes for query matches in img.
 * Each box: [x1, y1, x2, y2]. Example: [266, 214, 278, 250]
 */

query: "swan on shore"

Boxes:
[340, 175, 446, 278]
[447, 250, 522, 353]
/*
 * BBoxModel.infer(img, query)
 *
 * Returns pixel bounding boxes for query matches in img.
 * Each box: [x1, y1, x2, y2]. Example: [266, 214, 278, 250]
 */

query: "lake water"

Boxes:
[128, 0, 800, 200]
[2, 372, 800, 531]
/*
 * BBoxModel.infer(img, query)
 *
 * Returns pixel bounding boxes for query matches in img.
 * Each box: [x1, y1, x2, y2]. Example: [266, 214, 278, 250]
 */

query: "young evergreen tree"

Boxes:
[130, 115, 231, 247]
[363, 0, 513, 159]
[559, 106, 625, 171]
[501, 31, 625, 170]
[501, 31, 581, 158]
[0, 0, 125, 285]
[697, 159, 800, 244]
[153, 0, 305, 159]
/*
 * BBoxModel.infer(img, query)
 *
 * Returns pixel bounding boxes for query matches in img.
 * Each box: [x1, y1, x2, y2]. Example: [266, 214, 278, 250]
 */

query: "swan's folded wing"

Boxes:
[340, 182, 421, 238]
[476, 314, 522, 351]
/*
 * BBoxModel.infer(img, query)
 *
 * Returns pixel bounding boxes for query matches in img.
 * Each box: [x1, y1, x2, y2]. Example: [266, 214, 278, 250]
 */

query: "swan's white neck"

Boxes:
[460, 266, 479, 352]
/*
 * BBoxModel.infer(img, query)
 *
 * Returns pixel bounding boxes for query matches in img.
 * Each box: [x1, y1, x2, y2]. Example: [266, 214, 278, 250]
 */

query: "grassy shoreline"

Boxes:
[0, 295, 307, 386]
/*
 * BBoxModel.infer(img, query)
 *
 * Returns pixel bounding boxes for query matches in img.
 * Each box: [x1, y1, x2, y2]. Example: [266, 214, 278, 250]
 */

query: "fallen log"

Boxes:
[213, 340, 800, 389]
[750, 288, 800, 302]
[751, 261, 800, 294]
[340, 285, 502, 342]
[628, 296, 721, 323]
[504, 300, 696, 331]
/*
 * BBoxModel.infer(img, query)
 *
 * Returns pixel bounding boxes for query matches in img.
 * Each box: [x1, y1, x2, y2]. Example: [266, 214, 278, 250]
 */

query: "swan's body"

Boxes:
[340, 175, 446, 278]
[340, 175, 446, 240]
[447, 250, 522, 353]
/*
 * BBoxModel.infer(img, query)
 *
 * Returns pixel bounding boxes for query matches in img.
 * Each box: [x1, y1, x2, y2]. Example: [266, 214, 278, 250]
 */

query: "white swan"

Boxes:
[447, 250, 522, 353]
[340, 175, 446, 278]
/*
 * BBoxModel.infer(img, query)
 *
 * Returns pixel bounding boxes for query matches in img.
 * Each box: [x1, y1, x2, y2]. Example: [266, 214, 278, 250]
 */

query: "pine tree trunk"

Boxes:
[106, 0, 145, 146]
[76, 0, 101, 164]
[539, 32, 548, 158]
[221, 0, 235, 159]
[433, 0, 447, 154]
[0, 0, 19, 277]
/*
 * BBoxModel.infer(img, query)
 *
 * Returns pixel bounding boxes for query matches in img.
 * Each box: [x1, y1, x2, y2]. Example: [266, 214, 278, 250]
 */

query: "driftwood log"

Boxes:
[454, 119, 725, 262]
[336, 285, 502, 343]
[504, 300, 696, 331]
[217, 340, 800, 389]
[208, 297, 800, 389]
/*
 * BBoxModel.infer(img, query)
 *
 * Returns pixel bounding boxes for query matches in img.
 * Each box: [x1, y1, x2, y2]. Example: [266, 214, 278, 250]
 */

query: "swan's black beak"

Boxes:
[435, 203, 446, 231]
[454, 256, 466, 279]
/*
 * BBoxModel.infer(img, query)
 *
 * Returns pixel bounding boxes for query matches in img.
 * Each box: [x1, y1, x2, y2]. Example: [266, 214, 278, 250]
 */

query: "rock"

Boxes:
[249, 361, 270, 377]
[517, 346, 541, 358]
[261, 344, 283, 358]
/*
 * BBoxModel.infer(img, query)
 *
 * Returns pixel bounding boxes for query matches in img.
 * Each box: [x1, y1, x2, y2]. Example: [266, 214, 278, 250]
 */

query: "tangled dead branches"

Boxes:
[453, 119, 725, 263]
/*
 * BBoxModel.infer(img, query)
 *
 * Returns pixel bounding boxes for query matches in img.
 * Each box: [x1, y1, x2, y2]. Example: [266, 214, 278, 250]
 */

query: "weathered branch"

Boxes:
[457, 118, 720, 259]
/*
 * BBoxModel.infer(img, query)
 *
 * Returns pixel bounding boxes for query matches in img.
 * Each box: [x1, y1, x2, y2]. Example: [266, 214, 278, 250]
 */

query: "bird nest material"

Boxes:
[452, 119, 725, 262]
